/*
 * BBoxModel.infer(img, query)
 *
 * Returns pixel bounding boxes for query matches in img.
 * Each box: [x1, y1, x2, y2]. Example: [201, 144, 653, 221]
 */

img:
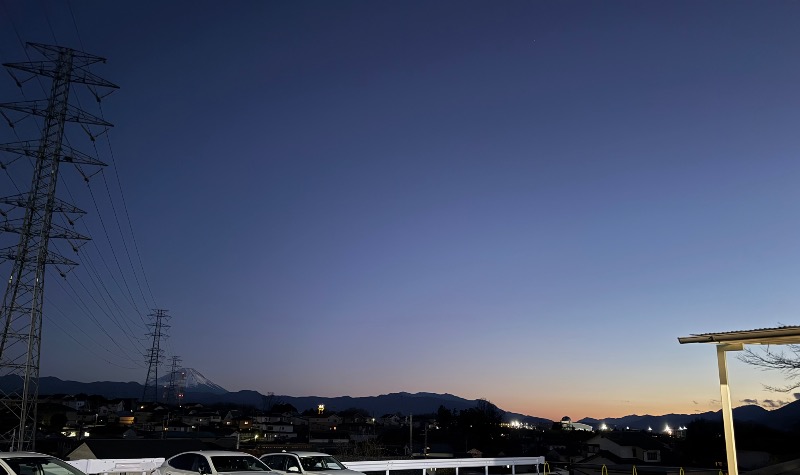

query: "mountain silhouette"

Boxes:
[5, 375, 799, 431]
[155, 367, 227, 394]
[578, 402, 800, 432]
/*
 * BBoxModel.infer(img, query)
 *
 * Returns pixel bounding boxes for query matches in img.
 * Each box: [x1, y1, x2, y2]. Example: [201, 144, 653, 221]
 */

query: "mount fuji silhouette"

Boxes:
[155, 367, 227, 395]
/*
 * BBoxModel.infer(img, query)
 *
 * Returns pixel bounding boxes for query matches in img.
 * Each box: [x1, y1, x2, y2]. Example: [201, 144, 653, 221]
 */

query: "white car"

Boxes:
[156, 451, 272, 475]
[0, 452, 88, 475]
[260, 452, 364, 475]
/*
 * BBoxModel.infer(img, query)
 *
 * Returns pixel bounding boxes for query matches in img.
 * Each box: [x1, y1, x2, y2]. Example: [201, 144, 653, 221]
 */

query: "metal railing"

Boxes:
[67, 458, 165, 475]
[65, 457, 546, 475]
[345, 457, 545, 475]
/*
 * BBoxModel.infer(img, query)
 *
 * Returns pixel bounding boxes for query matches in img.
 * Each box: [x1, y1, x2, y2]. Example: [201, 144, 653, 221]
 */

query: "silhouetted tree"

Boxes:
[437, 405, 453, 429]
[684, 419, 725, 467]
[271, 402, 297, 414]
[476, 399, 502, 424]
[49, 413, 67, 431]
[740, 345, 800, 392]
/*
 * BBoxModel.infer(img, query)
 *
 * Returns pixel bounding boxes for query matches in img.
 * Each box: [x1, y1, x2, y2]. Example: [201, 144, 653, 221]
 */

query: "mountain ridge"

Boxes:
[578, 401, 800, 432]
[4, 375, 798, 431]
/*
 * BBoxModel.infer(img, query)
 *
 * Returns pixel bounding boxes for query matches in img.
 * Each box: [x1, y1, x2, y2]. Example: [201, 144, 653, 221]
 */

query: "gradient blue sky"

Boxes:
[1, 0, 800, 421]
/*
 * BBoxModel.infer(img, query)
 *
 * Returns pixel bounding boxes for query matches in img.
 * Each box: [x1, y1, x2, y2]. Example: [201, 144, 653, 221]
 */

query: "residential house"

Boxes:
[261, 422, 295, 442]
[254, 413, 289, 424]
[99, 399, 129, 415]
[584, 432, 666, 463]
[62, 396, 88, 411]
[378, 414, 402, 426]
[223, 410, 242, 422]
[308, 414, 342, 431]
[181, 411, 222, 428]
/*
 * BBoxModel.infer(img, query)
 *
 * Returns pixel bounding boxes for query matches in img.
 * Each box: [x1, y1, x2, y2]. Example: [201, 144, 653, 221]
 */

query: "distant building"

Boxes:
[379, 414, 402, 426]
[560, 416, 592, 431]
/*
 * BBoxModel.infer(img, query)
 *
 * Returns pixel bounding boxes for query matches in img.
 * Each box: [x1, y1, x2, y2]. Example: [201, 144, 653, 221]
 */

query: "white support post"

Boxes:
[717, 343, 742, 475]
[485, 466, 489, 475]
[512, 465, 516, 475]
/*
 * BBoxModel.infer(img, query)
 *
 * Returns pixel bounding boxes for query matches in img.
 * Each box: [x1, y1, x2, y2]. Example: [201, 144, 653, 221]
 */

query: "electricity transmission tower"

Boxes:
[142, 309, 170, 403]
[0, 43, 116, 451]
[164, 355, 181, 405]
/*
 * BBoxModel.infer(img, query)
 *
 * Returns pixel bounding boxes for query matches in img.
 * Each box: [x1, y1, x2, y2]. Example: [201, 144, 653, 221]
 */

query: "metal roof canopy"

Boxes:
[678, 325, 800, 475]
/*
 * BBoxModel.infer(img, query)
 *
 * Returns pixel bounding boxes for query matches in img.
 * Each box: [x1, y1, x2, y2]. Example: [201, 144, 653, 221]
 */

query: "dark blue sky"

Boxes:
[1, 1, 800, 420]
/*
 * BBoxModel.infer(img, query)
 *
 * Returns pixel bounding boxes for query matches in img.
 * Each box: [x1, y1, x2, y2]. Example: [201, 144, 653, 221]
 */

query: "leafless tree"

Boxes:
[740, 344, 800, 392]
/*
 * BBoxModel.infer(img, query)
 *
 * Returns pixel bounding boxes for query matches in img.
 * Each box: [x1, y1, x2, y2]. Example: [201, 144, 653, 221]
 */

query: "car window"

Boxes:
[262, 456, 286, 471]
[194, 456, 211, 474]
[169, 454, 198, 471]
[284, 457, 300, 473]
[298, 457, 345, 472]
[210, 456, 270, 473]
[321, 457, 345, 471]
[2, 457, 85, 475]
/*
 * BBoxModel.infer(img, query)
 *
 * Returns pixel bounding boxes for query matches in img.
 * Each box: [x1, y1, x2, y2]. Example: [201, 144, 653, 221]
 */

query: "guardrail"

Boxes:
[66, 456, 546, 475]
[345, 457, 546, 475]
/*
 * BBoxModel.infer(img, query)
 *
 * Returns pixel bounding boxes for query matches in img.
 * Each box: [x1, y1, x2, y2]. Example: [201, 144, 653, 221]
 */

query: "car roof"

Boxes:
[287, 452, 331, 457]
[0, 452, 58, 459]
[172, 451, 258, 458]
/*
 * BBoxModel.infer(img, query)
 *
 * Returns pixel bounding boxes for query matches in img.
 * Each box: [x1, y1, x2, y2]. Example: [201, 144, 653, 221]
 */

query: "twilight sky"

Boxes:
[1, 0, 800, 422]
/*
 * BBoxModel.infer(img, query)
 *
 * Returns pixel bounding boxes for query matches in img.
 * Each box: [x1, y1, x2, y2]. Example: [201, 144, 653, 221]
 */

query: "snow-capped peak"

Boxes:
[157, 367, 228, 394]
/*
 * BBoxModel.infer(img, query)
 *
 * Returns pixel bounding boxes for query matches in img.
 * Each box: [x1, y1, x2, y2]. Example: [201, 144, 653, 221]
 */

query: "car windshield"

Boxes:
[210, 456, 271, 473]
[298, 457, 346, 471]
[2, 457, 86, 475]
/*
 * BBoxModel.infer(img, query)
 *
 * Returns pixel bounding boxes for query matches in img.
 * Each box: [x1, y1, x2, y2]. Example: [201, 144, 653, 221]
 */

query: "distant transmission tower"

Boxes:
[164, 355, 181, 405]
[0, 43, 116, 451]
[177, 368, 186, 406]
[142, 309, 170, 403]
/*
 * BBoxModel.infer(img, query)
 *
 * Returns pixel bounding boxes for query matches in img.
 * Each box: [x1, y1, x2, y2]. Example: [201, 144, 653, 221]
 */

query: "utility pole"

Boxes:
[424, 423, 428, 457]
[409, 413, 413, 457]
[0, 43, 116, 451]
[142, 309, 170, 403]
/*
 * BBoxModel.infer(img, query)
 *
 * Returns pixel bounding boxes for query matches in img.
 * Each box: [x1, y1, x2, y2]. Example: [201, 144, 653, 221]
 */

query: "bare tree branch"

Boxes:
[739, 344, 800, 392]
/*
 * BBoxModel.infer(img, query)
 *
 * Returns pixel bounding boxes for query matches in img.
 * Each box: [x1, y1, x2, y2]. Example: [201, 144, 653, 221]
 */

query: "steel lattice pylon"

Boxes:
[142, 309, 170, 403]
[0, 43, 116, 451]
[164, 355, 182, 405]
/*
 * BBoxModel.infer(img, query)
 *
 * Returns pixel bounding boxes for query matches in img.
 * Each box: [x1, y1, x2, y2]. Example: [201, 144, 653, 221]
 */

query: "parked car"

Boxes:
[156, 451, 272, 475]
[260, 452, 364, 475]
[0, 451, 88, 475]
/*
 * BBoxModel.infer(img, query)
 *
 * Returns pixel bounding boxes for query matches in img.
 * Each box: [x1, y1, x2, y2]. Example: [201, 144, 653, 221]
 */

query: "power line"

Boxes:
[43, 291, 142, 370]
[96, 104, 160, 309]
[66, 0, 85, 51]
[48, 267, 143, 366]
